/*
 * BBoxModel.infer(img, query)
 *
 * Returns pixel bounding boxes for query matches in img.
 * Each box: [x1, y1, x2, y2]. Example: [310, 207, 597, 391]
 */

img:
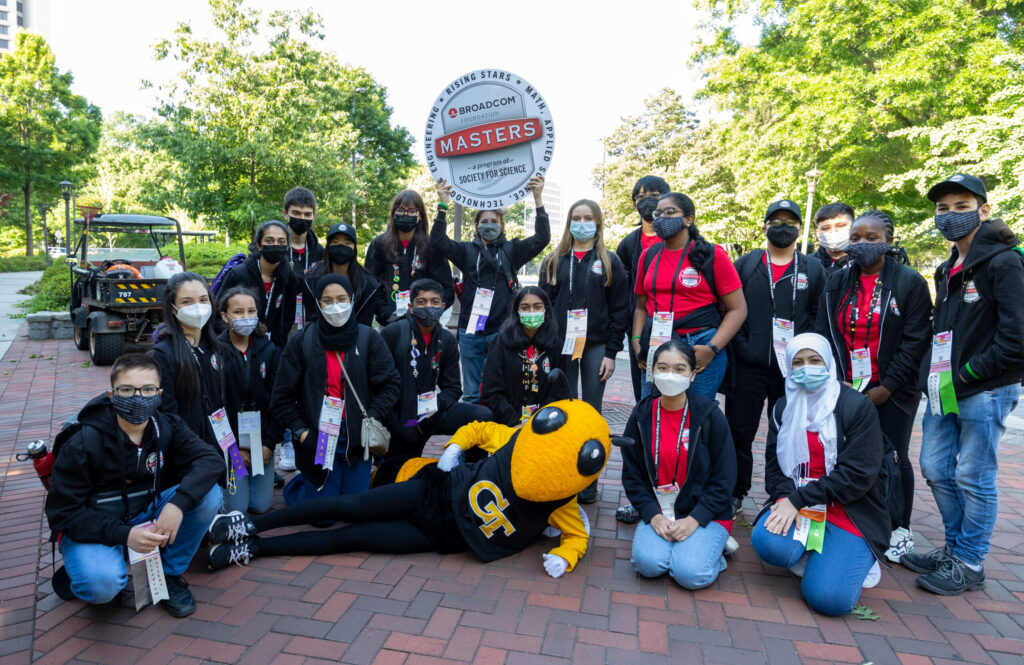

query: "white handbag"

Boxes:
[336, 352, 390, 460]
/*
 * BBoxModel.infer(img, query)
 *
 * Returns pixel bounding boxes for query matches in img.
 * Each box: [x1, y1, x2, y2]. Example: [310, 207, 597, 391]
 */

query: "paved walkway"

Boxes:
[3, 330, 1024, 664]
[0, 271, 43, 360]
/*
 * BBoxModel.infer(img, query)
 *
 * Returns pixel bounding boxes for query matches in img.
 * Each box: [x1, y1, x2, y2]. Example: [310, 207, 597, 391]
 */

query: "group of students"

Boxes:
[42, 171, 1023, 620]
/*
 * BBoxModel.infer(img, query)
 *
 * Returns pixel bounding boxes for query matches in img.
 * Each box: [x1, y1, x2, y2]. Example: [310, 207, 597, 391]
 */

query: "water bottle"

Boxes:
[17, 440, 54, 490]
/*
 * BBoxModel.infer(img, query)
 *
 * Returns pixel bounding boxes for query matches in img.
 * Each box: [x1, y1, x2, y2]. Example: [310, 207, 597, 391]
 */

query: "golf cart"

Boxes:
[68, 214, 188, 365]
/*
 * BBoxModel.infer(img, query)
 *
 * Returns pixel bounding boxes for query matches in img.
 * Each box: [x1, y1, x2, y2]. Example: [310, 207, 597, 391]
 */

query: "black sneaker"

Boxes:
[51, 565, 75, 601]
[207, 511, 257, 545]
[274, 472, 285, 488]
[209, 538, 259, 571]
[616, 504, 640, 524]
[900, 545, 950, 574]
[917, 556, 985, 596]
[732, 496, 743, 517]
[578, 481, 598, 505]
[162, 575, 196, 617]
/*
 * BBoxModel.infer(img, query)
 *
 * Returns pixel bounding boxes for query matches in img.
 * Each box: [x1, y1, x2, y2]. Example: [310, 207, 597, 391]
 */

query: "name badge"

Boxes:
[238, 410, 264, 476]
[466, 288, 494, 334]
[521, 404, 539, 423]
[209, 408, 248, 480]
[561, 309, 588, 358]
[655, 483, 680, 520]
[295, 294, 304, 329]
[795, 478, 827, 553]
[772, 317, 794, 377]
[128, 522, 169, 609]
[417, 391, 438, 418]
[850, 348, 872, 392]
[396, 290, 411, 316]
[315, 396, 345, 470]
[928, 331, 959, 416]
[651, 311, 673, 343]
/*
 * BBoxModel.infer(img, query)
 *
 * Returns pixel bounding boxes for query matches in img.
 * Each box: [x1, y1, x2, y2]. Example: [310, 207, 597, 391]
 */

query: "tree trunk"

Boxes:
[22, 184, 33, 257]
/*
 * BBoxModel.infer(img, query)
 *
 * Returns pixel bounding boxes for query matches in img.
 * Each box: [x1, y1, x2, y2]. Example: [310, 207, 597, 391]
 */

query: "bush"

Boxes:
[19, 262, 72, 313]
[183, 243, 249, 279]
[0, 255, 48, 272]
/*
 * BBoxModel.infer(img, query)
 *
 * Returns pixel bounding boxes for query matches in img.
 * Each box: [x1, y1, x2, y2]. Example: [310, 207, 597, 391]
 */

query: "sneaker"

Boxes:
[279, 442, 296, 472]
[273, 471, 285, 488]
[209, 538, 259, 571]
[51, 565, 75, 601]
[862, 560, 882, 588]
[917, 556, 985, 596]
[884, 527, 914, 563]
[616, 504, 640, 524]
[789, 552, 809, 578]
[724, 536, 740, 556]
[207, 511, 257, 546]
[900, 545, 950, 574]
[732, 496, 743, 517]
[162, 575, 196, 618]
[578, 481, 598, 505]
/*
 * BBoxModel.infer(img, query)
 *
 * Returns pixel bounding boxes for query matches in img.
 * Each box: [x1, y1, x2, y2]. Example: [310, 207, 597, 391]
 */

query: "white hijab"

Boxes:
[777, 332, 841, 485]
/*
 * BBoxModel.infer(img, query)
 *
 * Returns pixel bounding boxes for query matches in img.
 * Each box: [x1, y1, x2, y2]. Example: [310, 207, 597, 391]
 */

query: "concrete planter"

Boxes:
[25, 312, 74, 340]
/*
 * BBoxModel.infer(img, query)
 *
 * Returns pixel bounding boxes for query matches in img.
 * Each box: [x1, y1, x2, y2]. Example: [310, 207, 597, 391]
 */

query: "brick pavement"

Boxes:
[3, 326, 1024, 664]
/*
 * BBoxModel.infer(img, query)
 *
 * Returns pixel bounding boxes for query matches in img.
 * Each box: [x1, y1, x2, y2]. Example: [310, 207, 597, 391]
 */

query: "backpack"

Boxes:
[210, 253, 248, 294]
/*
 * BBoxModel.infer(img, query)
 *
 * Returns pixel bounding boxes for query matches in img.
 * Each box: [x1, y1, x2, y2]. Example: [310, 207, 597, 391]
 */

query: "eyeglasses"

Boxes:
[656, 207, 685, 217]
[394, 208, 419, 216]
[320, 297, 351, 306]
[113, 385, 160, 398]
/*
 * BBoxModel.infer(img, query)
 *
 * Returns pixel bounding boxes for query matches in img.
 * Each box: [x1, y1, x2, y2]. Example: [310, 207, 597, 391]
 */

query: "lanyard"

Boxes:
[393, 247, 419, 293]
[650, 242, 692, 315]
[654, 398, 689, 485]
[765, 252, 798, 319]
[847, 276, 883, 348]
[410, 326, 440, 383]
[264, 278, 275, 320]
[521, 346, 539, 396]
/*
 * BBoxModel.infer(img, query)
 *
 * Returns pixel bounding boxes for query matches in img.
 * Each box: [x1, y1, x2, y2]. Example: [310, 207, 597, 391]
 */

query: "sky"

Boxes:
[39, 0, 724, 205]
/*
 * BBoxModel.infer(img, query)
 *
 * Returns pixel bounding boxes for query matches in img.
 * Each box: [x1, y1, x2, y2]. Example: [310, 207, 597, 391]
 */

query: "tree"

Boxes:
[0, 33, 102, 255]
[149, 0, 415, 242]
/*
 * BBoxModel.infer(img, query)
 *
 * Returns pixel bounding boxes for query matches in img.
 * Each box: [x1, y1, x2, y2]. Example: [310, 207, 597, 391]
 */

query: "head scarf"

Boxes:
[314, 273, 358, 351]
[777, 333, 841, 485]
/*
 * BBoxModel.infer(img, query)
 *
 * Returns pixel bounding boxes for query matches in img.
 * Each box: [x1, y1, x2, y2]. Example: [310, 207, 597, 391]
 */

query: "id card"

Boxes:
[651, 311, 673, 344]
[561, 309, 588, 358]
[127, 522, 160, 564]
[295, 294, 304, 329]
[772, 317, 794, 376]
[521, 404, 539, 423]
[928, 330, 959, 416]
[238, 411, 263, 476]
[797, 478, 826, 521]
[128, 521, 170, 610]
[466, 288, 494, 334]
[850, 348, 872, 392]
[209, 408, 236, 451]
[655, 483, 680, 520]
[417, 391, 438, 418]
[315, 396, 344, 470]
[396, 290, 411, 316]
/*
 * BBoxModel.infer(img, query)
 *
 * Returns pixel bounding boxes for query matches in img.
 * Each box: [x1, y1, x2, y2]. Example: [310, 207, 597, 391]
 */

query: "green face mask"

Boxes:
[519, 311, 545, 330]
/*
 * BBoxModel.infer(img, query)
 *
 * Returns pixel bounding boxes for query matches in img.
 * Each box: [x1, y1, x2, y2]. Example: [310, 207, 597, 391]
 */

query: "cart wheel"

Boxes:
[73, 321, 89, 350]
[89, 324, 124, 366]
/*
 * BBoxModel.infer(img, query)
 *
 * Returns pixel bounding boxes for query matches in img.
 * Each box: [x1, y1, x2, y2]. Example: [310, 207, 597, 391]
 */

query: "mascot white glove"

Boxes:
[542, 553, 568, 579]
[437, 444, 462, 472]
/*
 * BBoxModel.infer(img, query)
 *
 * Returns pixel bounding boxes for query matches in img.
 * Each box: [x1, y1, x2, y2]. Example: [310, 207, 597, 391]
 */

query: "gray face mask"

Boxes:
[478, 222, 501, 242]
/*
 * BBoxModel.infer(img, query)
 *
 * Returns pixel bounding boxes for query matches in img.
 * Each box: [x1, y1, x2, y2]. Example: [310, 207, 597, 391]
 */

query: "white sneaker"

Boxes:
[278, 441, 296, 472]
[724, 536, 739, 556]
[884, 527, 914, 563]
[862, 560, 881, 588]
[789, 552, 809, 578]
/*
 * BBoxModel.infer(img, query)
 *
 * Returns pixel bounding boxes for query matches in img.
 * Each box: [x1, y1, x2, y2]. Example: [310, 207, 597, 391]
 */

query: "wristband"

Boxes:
[437, 202, 450, 211]
[965, 362, 980, 380]
[631, 335, 641, 341]
[708, 342, 721, 356]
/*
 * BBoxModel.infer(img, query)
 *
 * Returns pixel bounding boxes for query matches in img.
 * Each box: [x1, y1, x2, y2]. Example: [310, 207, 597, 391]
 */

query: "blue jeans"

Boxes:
[223, 461, 275, 514]
[458, 329, 497, 404]
[751, 511, 874, 616]
[630, 520, 729, 590]
[642, 327, 727, 400]
[919, 385, 1019, 566]
[59, 484, 222, 604]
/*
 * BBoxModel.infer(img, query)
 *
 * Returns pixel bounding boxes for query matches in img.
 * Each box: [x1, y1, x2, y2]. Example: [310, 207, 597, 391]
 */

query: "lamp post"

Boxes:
[60, 180, 73, 256]
[351, 87, 367, 225]
[38, 203, 52, 266]
[800, 166, 824, 255]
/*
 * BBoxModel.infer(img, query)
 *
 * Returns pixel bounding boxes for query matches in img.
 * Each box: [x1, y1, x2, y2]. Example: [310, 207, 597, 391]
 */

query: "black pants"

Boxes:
[725, 359, 785, 499]
[386, 402, 493, 460]
[876, 393, 919, 529]
[628, 344, 643, 402]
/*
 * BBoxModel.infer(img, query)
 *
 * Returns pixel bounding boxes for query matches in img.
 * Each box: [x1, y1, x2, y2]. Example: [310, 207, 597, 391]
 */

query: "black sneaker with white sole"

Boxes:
[209, 538, 260, 570]
[51, 565, 75, 601]
[207, 511, 257, 546]
[917, 557, 985, 596]
[162, 575, 196, 617]
[900, 545, 950, 574]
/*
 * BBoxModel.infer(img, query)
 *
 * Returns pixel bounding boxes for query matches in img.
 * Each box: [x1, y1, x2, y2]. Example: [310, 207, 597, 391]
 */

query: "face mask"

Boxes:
[411, 306, 443, 328]
[934, 210, 982, 241]
[845, 241, 890, 268]
[652, 216, 687, 240]
[817, 228, 850, 252]
[260, 244, 287, 265]
[570, 221, 597, 242]
[229, 317, 259, 337]
[478, 222, 502, 242]
[393, 214, 419, 233]
[519, 311, 544, 329]
[636, 198, 658, 222]
[320, 302, 352, 327]
[175, 302, 212, 329]
[766, 224, 800, 248]
[110, 393, 162, 425]
[653, 372, 690, 397]
[287, 216, 312, 235]
[790, 365, 831, 392]
[328, 244, 355, 265]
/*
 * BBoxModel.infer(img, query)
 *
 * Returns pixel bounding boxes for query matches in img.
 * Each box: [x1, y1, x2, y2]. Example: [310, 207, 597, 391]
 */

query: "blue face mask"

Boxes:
[790, 365, 831, 392]
[569, 221, 597, 241]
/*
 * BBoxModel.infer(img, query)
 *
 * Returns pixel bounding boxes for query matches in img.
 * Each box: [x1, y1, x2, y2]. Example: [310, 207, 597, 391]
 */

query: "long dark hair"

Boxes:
[500, 286, 558, 350]
[217, 285, 268, 337]
[659, 192, 715, 267]
[157, 271, 221, 401]
[383, 190, 430, 264]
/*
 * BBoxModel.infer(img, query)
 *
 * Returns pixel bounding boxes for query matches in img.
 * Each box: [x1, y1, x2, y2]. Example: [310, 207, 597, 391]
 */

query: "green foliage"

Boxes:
[182, 243, 250, 278]
[0, 33, 102, 256]
[0, 255, 48, 272]
[0, 226, 27, 257]
[147, 0, 416, 242]
[850, 604, 880, 621]
[19, 262, 72, 313]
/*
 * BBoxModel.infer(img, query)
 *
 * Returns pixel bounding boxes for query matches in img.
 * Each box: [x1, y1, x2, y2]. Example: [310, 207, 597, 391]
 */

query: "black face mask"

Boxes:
[636, 198, 658, 222]
[288, 216, 312, 235]
[328, 244, 355, 266]
[260, 244, 287, 264]
[394, 214, 419, 233]
[411, 306, 443, 328]
[766, 224, 800, 248]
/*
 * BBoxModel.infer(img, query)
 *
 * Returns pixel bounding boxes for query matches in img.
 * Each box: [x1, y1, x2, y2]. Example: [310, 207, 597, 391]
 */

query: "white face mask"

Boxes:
[653, 372, 690, 397]
[175, 302, 212, 329]
[321, 302, 352, 328]
[818, 228, 850, 252]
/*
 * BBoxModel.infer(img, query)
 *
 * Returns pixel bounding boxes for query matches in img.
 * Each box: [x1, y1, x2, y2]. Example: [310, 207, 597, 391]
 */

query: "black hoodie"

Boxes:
[302, 260, 391, 328]
[150, 337, 226, 452]
[44, 395, 222, 547]
[814, 245, 851, 275]
[379, 317, 462, 429]
[480, 326, 569, 427]
[217, 254, 299, 348]
[290, 229, 324, 274]
[620, 392, 737, 526]
[365, 233, 456, 317]
[217, 330, 284, 447]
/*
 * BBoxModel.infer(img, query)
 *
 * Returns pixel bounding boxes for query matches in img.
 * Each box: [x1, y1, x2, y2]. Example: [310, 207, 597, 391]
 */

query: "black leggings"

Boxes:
[877, 395, 919, 529]
[250, 480, 434, 557]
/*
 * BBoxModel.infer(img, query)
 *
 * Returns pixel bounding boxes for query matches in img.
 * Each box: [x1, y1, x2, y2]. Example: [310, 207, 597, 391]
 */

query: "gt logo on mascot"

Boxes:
[469, 481, 516, 538]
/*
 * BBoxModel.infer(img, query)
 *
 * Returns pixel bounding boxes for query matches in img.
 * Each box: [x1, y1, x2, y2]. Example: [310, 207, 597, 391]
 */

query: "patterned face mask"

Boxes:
[934, 210, 981, 241]
[110, 393, 162, 425]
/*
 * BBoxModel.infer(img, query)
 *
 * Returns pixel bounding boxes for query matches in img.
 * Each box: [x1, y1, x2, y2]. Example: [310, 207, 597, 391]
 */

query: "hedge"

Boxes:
[19, 262, 72, 313]
[0, 255, 48, 272]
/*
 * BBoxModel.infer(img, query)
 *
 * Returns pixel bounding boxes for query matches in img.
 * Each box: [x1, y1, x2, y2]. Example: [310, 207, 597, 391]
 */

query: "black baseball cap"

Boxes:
[926, 174, 987, 203]
[764, 199, 802, 222]
[327, 222, 357, 244]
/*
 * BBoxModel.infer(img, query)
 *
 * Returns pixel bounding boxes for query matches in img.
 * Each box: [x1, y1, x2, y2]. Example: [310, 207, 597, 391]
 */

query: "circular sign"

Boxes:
[424, 69, 554, 209]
